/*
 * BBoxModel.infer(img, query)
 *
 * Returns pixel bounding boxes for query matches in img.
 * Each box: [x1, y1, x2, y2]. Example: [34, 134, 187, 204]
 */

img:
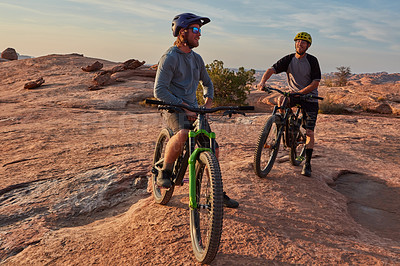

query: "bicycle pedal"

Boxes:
[157, 182, 174, 189]
[156, 184, 168, 190]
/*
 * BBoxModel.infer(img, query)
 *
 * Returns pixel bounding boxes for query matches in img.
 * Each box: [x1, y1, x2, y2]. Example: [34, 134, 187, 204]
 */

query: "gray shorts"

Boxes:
[161, 109, 194, 132]
[161, 109, 219, 149]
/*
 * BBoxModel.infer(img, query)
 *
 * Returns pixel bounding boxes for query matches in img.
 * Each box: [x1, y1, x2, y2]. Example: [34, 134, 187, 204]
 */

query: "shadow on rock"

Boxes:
[333, 172, 400, 242]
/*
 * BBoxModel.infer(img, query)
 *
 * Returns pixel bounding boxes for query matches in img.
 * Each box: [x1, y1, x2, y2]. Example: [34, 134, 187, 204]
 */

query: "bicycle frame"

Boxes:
[146, 98, 253, 208]
[147, 98, 254, 263]
[254, 86, 324, 178]
[267, 88, 312, 148]
[271, 97, 296, 148]
[188, 135, 214, 209]
[188, 115, 216, 209]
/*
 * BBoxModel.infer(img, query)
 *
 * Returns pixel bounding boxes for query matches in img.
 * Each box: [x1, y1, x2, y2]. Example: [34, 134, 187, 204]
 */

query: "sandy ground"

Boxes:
[1, 54, 399, 265]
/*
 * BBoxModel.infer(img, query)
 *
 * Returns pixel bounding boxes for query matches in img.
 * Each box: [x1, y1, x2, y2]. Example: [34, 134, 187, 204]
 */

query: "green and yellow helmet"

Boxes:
[294, 32, 312, 45]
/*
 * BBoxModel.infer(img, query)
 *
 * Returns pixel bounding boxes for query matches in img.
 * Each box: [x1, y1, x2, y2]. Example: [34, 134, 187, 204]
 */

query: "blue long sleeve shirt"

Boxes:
[154, 46, 214, 108]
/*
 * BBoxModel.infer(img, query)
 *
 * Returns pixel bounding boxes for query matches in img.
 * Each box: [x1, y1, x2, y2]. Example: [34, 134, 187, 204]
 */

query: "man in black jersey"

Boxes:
[257, 32, 321, 177]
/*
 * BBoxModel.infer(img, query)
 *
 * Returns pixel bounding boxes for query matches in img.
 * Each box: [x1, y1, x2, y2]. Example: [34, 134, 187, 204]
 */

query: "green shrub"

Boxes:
[334, 66, 351, 86]
[197, 60, 255, 106]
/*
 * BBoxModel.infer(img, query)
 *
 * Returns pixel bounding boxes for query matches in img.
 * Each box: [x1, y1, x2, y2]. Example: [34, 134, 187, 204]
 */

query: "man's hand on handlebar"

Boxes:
[201, 97, 213, 120]
[182, 102, 197, 121]
[256, 82, 265, 91]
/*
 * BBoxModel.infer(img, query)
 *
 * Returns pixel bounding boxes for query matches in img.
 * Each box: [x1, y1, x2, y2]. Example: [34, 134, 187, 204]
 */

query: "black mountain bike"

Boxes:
[253, 86, 323, 178]
[146, 99, 254, 264]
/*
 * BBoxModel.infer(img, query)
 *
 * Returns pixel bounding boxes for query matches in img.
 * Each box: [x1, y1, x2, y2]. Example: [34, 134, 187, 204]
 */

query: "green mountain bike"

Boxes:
[146, 99, 254, 264]
[253, 86, 323, 178]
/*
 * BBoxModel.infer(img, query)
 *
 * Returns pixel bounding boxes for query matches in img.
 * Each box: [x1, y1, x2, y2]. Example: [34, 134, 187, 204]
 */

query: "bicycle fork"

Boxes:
[187, 129, 216, 209]
[270, 106, 287, 149]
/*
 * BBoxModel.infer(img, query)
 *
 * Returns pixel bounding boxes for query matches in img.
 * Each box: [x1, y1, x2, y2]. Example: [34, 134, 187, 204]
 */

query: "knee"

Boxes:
[278, 96, 284, 106]
[175, 129, 189, 142]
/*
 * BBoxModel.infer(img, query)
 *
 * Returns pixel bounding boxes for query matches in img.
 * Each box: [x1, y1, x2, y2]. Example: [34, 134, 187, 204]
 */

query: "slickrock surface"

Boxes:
[1, 54, 399, 265]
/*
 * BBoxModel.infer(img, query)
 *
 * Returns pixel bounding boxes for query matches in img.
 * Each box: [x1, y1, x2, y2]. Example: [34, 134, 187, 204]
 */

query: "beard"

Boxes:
[296, 49, 306, 55]
[186, 38, 199, 49]
[296, 46, 308, 55]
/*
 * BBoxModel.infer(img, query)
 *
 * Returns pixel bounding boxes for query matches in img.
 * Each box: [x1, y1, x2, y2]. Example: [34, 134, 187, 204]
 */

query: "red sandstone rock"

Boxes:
[122, 59, 145, 70]
[24, 77, 45, 89]
[1, 54, 399, 265]
[92, 71, 114, 86]
[1, 47, 18, 60]
[81, 61, 103, 72]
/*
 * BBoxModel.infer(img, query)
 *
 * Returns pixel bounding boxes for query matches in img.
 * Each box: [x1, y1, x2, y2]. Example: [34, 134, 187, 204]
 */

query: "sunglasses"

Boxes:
[187, 27, 201, 34]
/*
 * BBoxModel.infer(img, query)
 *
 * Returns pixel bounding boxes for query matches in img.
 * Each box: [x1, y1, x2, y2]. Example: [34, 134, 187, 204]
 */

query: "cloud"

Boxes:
[0, 2, 44, 14]
[1, 0, 398, 72]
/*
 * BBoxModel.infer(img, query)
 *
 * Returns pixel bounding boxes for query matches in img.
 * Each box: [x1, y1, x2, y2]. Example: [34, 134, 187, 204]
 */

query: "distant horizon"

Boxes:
[8, 51, 399, 75]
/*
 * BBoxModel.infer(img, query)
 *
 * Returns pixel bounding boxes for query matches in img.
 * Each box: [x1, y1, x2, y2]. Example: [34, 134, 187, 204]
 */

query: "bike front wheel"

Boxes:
[190, 151, 223, 264]
[253, 115, 281, 178]
[290, 116, 307, 166]
[152, 128, 175, 205]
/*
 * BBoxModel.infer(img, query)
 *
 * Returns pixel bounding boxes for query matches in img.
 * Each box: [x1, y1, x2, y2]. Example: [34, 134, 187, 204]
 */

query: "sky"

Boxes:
[1, 0, 399, 73]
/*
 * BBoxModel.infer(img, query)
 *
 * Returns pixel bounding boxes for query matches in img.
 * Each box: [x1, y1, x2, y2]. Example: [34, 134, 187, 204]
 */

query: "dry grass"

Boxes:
[319, 94, 348, 114]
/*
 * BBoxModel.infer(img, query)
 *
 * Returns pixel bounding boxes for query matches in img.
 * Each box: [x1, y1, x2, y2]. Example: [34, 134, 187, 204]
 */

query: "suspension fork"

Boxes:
[273, 106, 290, 148]
[188, 129, 215, 209]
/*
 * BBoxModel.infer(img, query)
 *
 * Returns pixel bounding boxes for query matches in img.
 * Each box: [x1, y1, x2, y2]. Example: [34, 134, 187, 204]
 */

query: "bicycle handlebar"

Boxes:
[145, 99, 255, 113]
[262, 86, 324, 101]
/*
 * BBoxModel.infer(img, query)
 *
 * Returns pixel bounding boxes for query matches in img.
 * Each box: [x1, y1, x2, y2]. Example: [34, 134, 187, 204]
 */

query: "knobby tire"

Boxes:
[190, 151, 223, 264]
[253, 115, 281, 178]
[152, 128, 175, 205]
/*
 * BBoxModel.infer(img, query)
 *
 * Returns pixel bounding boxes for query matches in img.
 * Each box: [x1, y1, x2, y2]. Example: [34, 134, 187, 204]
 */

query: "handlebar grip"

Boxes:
[238, 106, 255, 110]
[145, 99, 165, 105]
[291, 94, 324, 101]
[312, 96, 324, 100]
[262, 86, 272, 92]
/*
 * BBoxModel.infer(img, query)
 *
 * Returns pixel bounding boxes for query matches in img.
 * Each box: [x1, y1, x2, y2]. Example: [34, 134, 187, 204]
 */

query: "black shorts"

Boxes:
[161, 110, 219, 149]
[289, 97, 319, 131]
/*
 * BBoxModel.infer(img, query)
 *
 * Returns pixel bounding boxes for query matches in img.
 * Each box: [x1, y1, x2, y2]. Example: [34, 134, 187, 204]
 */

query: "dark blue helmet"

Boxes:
[172, 13, 210, 37]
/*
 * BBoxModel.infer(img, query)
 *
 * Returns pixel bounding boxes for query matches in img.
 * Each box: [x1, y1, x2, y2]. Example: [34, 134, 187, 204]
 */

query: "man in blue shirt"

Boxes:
[153, 13, 238, 208]
[257, 32, 321, 177]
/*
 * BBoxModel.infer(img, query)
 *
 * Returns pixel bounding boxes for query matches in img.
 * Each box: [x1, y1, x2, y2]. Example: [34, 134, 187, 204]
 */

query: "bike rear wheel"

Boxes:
[190, 151, 223, 264]
[289, 116, 306, 166]
[152, 128, 175, 205]
[253, 115, 281, 178]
